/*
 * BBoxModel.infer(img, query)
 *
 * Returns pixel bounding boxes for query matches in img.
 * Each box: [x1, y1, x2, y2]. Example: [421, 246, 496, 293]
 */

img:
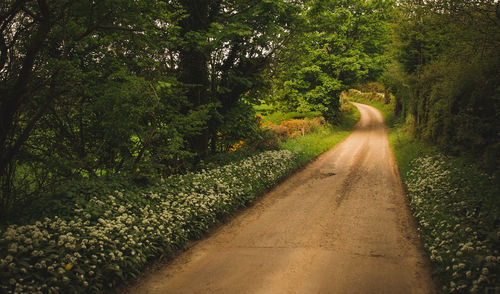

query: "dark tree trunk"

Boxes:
[0, 2, 52, 186]
[0, 0, 52, 213]
[178, 0, 211, 159]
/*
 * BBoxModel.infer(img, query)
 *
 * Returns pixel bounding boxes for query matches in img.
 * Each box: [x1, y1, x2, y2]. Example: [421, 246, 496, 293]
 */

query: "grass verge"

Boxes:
[280, 102, 360, 166]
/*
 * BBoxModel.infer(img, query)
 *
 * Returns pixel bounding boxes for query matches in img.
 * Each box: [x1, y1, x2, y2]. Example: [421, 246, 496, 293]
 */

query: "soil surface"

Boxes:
[124, 103, 438, 294]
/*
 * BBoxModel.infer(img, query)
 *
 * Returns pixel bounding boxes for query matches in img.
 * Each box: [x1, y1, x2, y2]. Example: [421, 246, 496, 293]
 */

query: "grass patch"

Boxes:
[388, 127, 437, 177]
[264, 111, 323, 125]
[253, 103, 321, 125]
[280, 103, 360, 166]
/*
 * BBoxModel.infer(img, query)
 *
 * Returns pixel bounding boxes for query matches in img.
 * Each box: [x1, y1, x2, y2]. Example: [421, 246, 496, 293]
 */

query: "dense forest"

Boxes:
[0, 0, 392, 216]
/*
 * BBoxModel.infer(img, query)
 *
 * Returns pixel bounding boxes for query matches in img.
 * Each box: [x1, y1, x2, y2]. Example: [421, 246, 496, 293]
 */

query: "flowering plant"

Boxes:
[0, 150, 299, 293]
[405, 155, 499, 293]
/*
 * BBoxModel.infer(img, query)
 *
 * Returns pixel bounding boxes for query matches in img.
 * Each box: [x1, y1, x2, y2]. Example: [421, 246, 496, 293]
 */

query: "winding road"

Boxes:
[124, 103, 438, 294]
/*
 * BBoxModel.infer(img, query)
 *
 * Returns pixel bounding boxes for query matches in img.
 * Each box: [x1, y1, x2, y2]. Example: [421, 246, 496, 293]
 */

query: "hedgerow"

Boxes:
[0, 150, 299, 293]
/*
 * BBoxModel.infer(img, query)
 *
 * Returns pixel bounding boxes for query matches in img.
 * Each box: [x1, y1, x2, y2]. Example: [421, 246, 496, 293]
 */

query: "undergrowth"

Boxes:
[0, 151, 301, 293]
[393, 133, 500, 293]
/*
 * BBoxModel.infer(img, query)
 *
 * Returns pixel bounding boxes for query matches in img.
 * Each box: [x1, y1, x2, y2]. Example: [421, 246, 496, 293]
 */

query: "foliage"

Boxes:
[244, 127, 281, 152]
[404, 153, 499, 294]
[266, 0, 393, 123]
[388, 127, 436, 177]
[280, 102, 360, 165]
[385, 0, 500, 170]
[0, 0, 303, 216]
[0, 150, 302, 293]
[0, 0, 193, 215]
[263, 117, 325, 140]
[345, 89, 398, 128]
[214, 102, 262, 153]
[263, 111, 323, 125]
[354, 81, 385, 93]
[386, 105, 500, 294]
[173, 0, 302, 157]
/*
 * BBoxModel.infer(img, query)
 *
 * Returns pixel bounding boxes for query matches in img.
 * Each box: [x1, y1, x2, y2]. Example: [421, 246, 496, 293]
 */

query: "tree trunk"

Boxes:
[0, 7, 52, 189]
[178, 0, 211, 159]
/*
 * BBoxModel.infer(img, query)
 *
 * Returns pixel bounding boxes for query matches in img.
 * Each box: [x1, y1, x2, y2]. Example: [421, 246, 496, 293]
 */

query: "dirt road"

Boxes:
[125, 103, 438, 294]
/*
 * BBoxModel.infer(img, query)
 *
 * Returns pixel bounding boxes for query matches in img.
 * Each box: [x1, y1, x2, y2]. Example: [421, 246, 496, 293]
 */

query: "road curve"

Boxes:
[124, 103, 438, 294]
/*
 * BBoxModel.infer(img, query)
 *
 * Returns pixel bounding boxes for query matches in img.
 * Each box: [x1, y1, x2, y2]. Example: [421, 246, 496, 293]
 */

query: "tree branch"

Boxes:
[0, 34, 7, 71]
[130, 84, 160, 176]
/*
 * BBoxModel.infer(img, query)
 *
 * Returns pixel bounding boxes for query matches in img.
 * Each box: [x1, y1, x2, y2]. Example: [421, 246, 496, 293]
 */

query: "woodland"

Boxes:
[0, 0, 499, 293]
[1, 0, 498, 217]
[0, 0, 394, 216]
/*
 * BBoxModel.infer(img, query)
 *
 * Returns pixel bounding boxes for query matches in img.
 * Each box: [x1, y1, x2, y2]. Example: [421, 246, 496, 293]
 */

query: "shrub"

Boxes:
[263, 117, 325, 140]
[243, 127, 281, 151]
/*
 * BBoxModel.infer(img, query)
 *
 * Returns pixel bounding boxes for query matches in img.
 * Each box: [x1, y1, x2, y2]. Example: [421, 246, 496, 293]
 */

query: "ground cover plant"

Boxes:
[0, 150, 301, 293]
[0, 88, 360, 294]
[404, 153, 499, 293]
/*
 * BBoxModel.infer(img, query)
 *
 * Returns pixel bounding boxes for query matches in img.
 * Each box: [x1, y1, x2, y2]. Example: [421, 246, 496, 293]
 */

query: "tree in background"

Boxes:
[173, 0, 300, 156]
[0, 0, 177, 214]
[267, 0, 393, 122]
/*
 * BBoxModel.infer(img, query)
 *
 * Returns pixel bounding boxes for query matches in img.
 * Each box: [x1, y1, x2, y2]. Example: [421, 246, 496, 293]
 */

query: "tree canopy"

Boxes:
[384, 0, 500, 168]
[265, 0, 392, 122]
[5, 0, 498, 217]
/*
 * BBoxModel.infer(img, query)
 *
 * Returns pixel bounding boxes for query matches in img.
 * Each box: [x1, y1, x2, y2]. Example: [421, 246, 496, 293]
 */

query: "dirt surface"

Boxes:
[124, 103, 438, 294]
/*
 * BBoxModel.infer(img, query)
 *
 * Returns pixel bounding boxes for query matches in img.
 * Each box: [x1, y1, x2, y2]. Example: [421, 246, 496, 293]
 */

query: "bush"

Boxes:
[263, 117, 325, 140]
[354, 81, 385, 93]
[244, 127, 281, 151]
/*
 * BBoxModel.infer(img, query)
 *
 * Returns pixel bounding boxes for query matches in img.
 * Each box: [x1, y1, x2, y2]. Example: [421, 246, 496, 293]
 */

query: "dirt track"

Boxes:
[124, 103, 438, 294]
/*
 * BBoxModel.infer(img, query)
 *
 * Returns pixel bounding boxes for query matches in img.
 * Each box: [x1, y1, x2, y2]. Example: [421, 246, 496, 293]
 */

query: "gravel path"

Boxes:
[124, 103, 438, 294]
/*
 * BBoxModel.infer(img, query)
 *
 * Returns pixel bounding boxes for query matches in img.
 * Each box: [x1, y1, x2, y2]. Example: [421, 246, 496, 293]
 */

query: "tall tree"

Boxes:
[172, 0, 300, 157]
[0, 0, 174, 212]
[267, 0, 393, 122]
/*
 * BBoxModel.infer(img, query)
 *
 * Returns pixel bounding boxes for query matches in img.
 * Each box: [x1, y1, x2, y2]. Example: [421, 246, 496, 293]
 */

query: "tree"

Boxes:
[172, 0, 300, 157]
[267, 0, 393, 122]
[0, 0, 176, 213]
[0, 0, 302, 215]
[385, 0, 500, 169]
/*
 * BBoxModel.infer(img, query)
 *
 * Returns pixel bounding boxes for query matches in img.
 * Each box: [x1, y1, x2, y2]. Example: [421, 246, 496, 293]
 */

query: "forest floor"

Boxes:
[122, 103, 438, 294]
